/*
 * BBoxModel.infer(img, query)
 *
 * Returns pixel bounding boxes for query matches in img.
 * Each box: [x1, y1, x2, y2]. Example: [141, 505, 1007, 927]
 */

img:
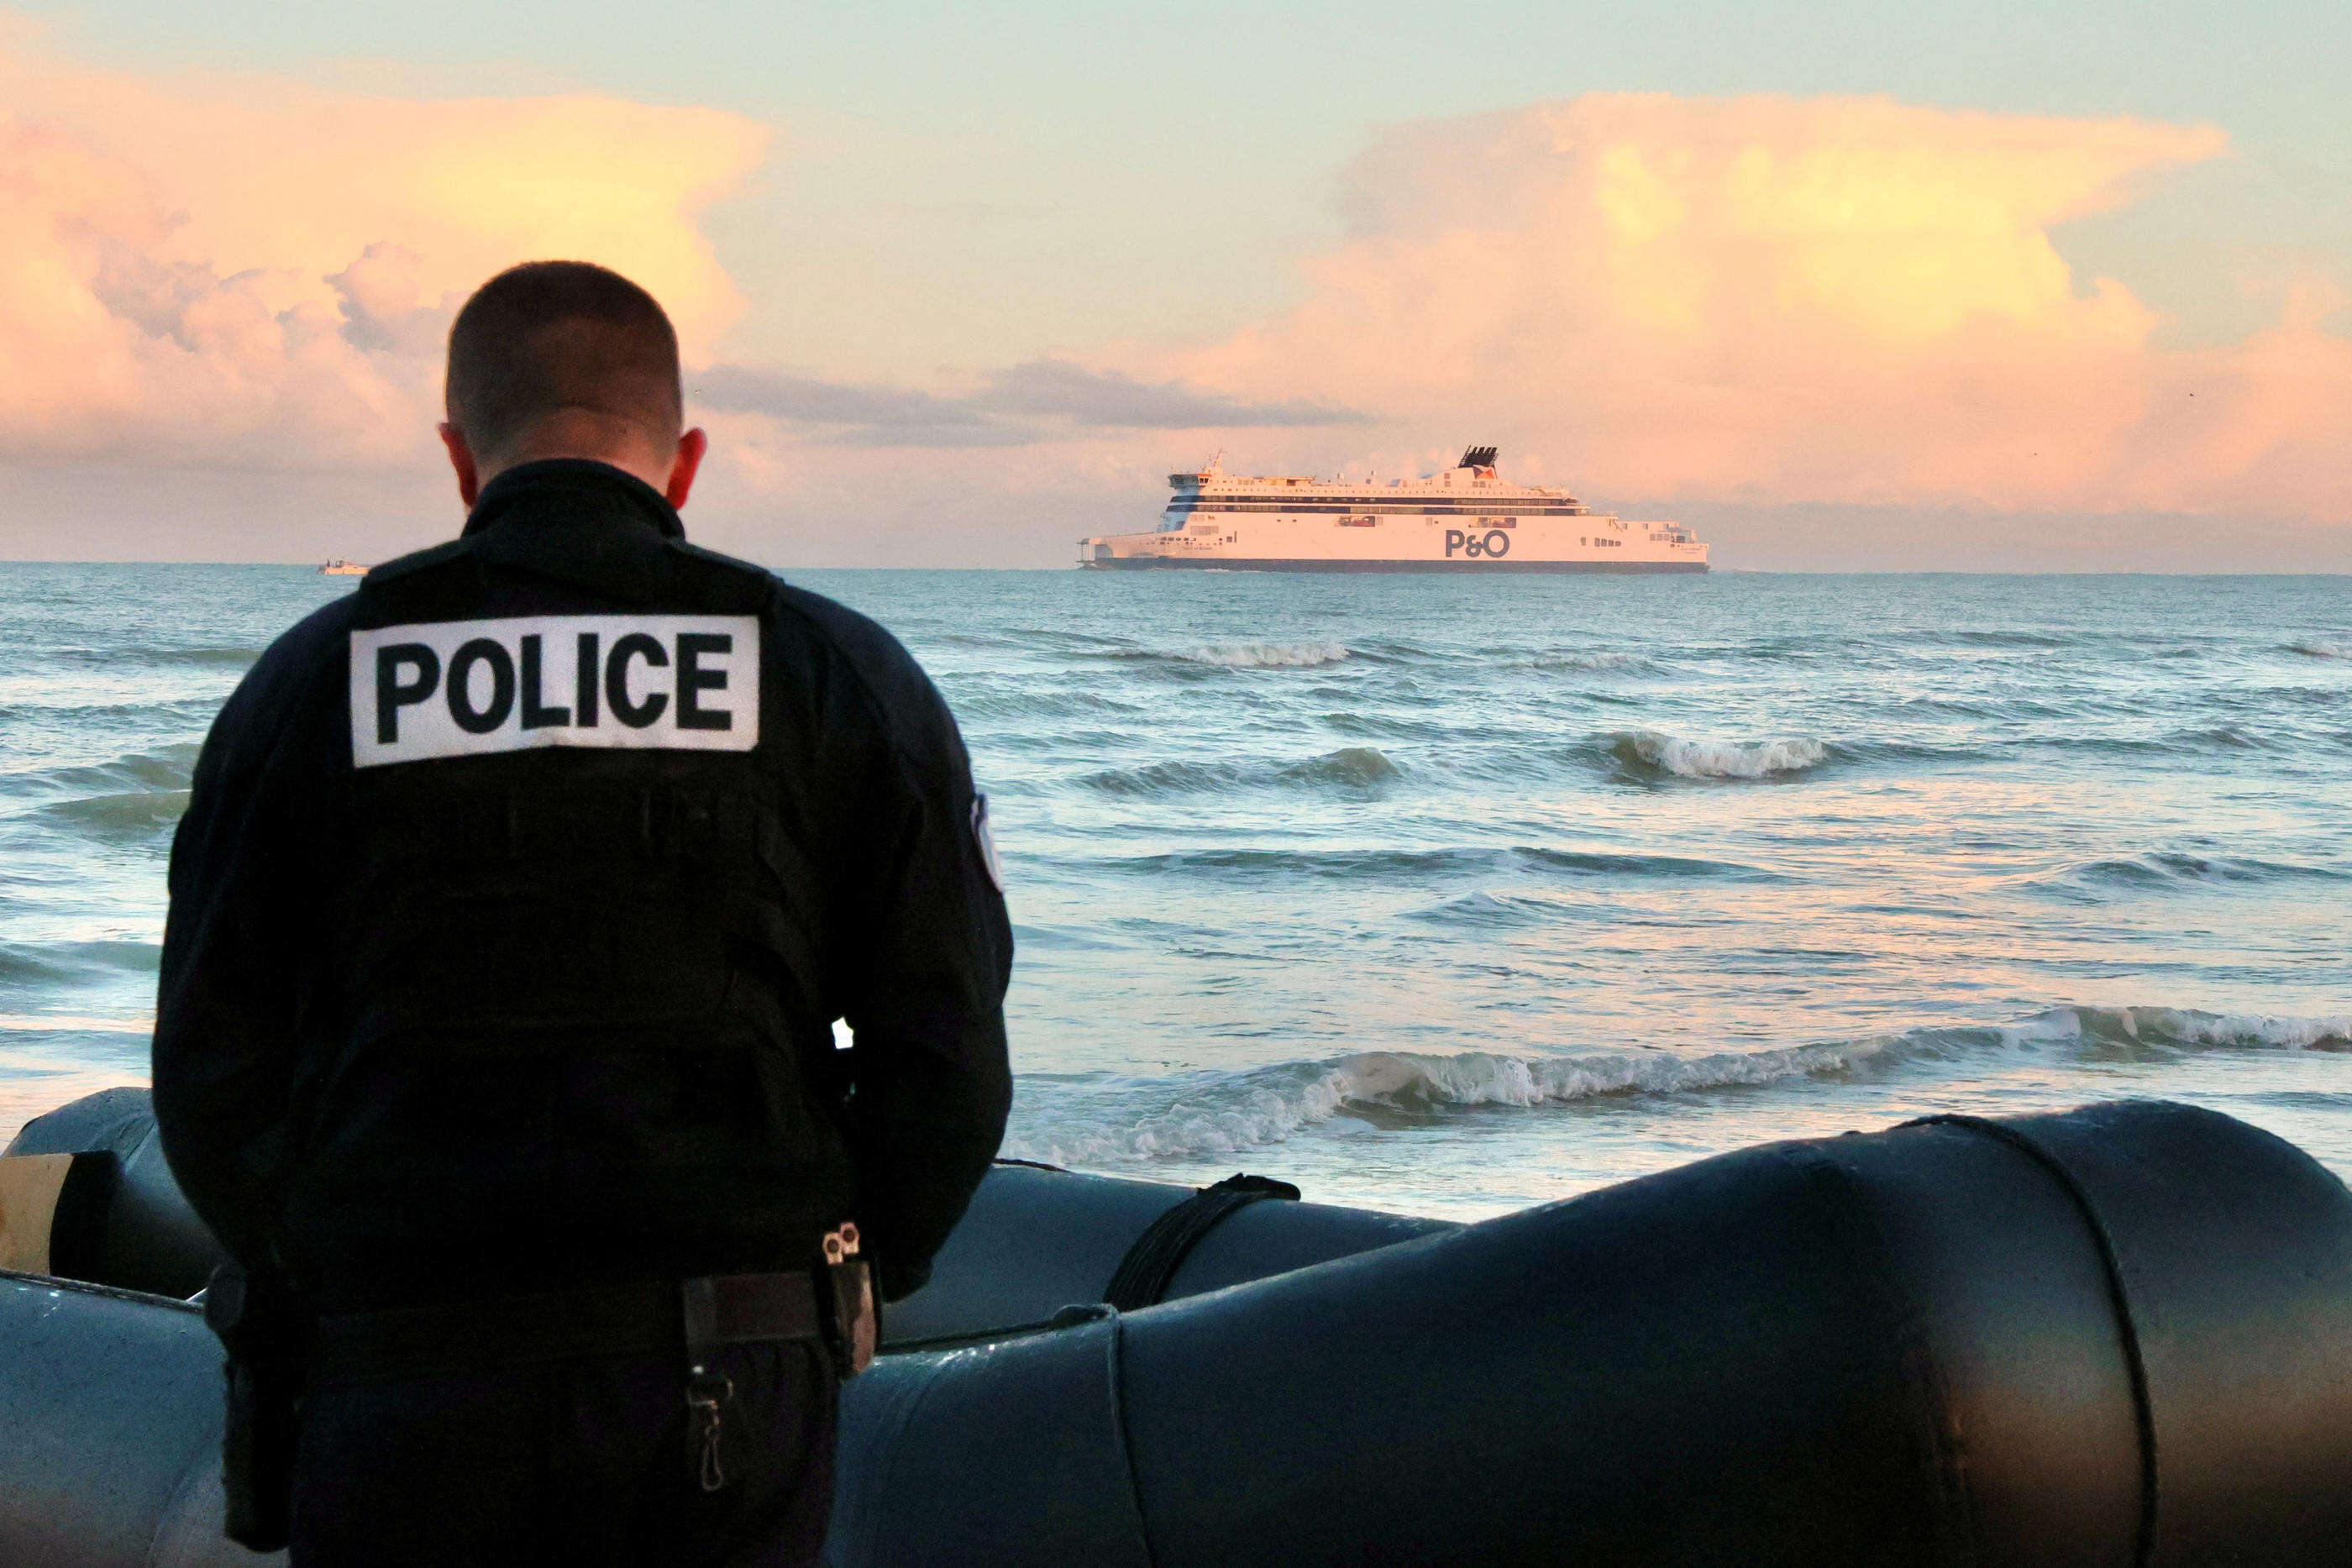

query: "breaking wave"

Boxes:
[1527, 649, 1660, 673]
[2286, 639, 2347, 660]
[1001, 1007, 2352, 1167]
[1177, 642, 1352, 669]
[1604, 729, 1830, 780]
[1081, 746, 1403, 796]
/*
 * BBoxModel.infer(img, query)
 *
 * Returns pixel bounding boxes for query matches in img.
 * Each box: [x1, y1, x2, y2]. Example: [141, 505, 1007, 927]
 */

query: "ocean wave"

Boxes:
[2172, 725, 2274, 751]
[1921, 630, 2075, 649]
[1177, 642, 1352, 669]
[1094, 844, 1783, 884]
[0, 939, 160, 985]
[1004, 1044, 1878, 1167]
[1604, 729, 1829, 780]
[1458, 646, 1662, 674]
[1517, 847, 1782, 879]
[934, 627, 1139, 653]
[1007, 922, 1130, 953]
[1532, 649, 1657, 672]
[950, 690, 1146, 721]
[0, 696, 227, 728]
[2010, 726, 2285, 759]
[2286, 639, 2347, 660]
[48, 644, 260, 669]
[1080, 746, 1403, 797]
[0, 744, 200, 802]
[1318, 711, 1454, 741]
[2049, 852, 2352, 890]
[36, 789, 188, 841]
[1903, 693, 2091, 721]
[2071, 1006, 2352, 1052]
[1000, 1006, 2351, 1167]
[1406, 889, 1584, 928]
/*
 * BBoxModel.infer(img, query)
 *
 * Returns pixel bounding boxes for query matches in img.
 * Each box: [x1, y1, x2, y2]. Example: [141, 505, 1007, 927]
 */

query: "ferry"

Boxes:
[1079, 447, 1708, 573]
[320, 559, 369, 576]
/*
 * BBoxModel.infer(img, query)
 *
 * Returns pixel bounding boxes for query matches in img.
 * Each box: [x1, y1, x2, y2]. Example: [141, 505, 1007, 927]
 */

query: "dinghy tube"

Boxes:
[837, 1099, 2352, 1565]
[3, 1089, 1453, 1345]
[1, 1099, 2346, 1565]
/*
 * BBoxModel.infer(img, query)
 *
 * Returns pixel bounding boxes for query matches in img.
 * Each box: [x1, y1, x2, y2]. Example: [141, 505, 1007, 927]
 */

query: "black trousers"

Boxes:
[288, 1340, 837, 1567]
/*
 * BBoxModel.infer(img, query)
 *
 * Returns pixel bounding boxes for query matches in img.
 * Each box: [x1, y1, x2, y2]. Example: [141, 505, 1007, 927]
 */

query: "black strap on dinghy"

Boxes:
[1103, 1174, 1301, 1312]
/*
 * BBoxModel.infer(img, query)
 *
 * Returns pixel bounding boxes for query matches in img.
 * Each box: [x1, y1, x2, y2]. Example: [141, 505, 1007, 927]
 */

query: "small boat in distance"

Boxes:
[1079, 446, 1709, 573]
[320, 559, 369, 576]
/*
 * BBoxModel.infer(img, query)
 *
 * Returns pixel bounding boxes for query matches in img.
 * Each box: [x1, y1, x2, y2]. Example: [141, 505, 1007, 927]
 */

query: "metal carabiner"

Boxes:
[685, 1372, 734, 1492]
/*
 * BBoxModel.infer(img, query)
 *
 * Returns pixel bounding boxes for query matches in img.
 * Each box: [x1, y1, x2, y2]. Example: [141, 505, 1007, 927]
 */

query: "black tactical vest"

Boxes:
[287, 483, 855, 1297]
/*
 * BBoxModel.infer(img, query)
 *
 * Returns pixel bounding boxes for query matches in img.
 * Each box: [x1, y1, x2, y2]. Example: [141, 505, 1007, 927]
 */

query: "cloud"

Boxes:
[693, 358, 1366, 446]
[6, 56, 2347, 561]
[1160, 94, 2352, 522]
[0, 38, 766, 468]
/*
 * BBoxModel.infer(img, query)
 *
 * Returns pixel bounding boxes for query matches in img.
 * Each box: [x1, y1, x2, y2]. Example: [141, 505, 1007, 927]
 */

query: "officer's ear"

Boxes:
[665, 427, 708, 511]
[440, 423, 482, 509]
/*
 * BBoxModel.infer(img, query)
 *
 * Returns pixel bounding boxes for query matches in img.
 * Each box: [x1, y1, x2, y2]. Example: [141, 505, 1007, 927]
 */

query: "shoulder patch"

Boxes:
[971, 794, 1005, 894]
[350, 615, 759, 768]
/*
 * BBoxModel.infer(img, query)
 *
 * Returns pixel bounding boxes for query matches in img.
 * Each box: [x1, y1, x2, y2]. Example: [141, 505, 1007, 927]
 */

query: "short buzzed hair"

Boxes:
[445, 261, 683, 462]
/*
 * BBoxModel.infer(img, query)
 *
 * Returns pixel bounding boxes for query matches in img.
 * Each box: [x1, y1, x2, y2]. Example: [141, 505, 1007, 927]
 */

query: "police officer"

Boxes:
[151, 260, 1013, 1565]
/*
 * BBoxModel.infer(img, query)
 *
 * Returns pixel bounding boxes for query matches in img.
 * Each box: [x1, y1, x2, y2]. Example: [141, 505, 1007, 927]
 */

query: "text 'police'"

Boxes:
[349, 616, 761, 768]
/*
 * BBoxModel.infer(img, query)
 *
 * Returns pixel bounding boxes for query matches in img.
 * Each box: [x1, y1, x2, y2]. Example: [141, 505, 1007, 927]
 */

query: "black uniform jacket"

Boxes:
[153, 461, 1013, 1308]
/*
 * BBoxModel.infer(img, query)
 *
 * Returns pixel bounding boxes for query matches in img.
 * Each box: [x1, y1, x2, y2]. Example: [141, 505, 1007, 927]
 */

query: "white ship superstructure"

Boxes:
[1079, 447, 1707, 574]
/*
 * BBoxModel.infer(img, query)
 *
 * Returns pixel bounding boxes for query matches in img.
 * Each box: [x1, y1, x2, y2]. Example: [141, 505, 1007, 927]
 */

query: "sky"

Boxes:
[1, 2, 2348, 569]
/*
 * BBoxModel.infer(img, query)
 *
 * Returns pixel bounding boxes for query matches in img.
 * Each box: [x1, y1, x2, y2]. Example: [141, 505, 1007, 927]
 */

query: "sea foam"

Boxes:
[1606, 728, 1830, 779]
[1000, 1007, 2351, 1168]
[1177, 642, 1352, 669]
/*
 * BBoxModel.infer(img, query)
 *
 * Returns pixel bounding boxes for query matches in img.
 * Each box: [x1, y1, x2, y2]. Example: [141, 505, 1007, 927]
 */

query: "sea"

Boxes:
[3, 564, 2347, 1219]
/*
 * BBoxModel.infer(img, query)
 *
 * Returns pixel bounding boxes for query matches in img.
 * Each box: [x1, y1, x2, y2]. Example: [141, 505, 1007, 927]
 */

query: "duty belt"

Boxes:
[310, 1271, 823, 1386]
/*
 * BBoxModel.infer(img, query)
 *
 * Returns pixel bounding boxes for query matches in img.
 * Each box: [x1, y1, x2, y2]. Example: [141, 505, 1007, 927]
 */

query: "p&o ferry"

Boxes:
[1079, 447, 1708, 573]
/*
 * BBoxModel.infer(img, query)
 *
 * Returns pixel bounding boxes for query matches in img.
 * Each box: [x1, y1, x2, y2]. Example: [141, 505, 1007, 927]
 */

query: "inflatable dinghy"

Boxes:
[4, 1095, 2349, 1565]
[1, 1088, 1452, 1346]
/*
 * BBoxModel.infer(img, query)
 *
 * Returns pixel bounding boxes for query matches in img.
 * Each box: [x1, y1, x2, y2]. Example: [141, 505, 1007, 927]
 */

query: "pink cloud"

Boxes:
[3, 51, 2344, 554]
[0, 36, 766, 468]
[1154, 94, 2350, 522]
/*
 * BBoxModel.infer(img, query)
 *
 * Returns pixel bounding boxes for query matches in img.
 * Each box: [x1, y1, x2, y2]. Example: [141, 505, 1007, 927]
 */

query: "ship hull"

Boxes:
[1080, 556, 1708, 574]
[1082, 454, 1710, 573]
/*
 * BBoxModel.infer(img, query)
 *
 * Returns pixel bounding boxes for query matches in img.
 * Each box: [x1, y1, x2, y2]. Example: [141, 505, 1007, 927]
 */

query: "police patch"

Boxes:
[349, 615, 759, 768]
[972, 794, 1005, 893]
